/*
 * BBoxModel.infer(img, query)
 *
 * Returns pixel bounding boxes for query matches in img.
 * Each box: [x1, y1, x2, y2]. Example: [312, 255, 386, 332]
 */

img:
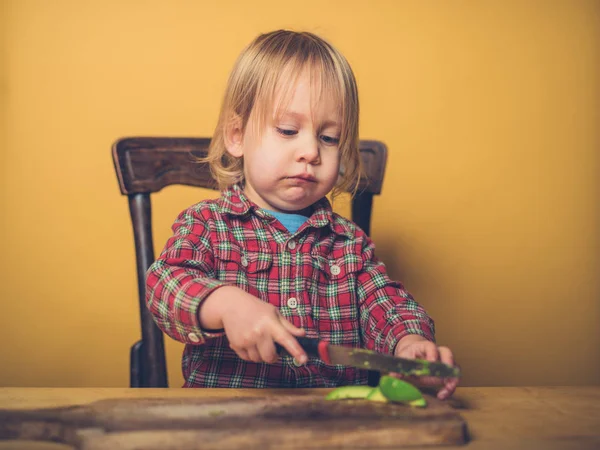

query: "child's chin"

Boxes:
[276, 192, 316, 212]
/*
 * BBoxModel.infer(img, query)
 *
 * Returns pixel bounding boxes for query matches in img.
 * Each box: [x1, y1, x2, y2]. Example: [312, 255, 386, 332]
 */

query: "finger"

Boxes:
[246, 346, 262, 363]
[257, 338, 278, 364]
[272, 328, 307, 365]
[395, 346, 416, 359]
[234, 348, 251, 362]
[437, 388, 450, 400]
[438, 346, 454, 366]
[423, 343, 440, 362]
[280, 317, 306, 337]
[446, 377, 459, 394]
[410, 375, 441, 387]
[447, 377, 459, 392]
[437, 377, 459, 400]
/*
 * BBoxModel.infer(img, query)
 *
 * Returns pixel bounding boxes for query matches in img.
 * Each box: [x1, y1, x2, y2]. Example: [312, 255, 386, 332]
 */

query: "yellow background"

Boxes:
[1, 0, 599, 388]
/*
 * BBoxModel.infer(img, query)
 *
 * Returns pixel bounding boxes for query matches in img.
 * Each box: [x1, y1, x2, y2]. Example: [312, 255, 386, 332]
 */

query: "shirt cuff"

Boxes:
[170, 279, 228, 345]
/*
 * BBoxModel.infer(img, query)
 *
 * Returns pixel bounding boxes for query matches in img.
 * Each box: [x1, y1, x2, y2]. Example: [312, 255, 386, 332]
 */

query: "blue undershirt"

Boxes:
[266, 209, 310, 234]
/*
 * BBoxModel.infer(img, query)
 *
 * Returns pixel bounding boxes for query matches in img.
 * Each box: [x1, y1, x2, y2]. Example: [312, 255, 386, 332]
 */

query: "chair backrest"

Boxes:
[112, 137, 387, 387]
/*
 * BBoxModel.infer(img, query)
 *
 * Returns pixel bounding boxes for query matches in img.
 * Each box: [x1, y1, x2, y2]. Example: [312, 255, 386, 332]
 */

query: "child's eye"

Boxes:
[276, 127, 297, 137]
[320, 135, 340, 145]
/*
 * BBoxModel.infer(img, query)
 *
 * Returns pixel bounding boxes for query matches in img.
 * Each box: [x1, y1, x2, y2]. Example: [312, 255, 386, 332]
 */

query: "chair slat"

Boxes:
[113, 137, 386, 195]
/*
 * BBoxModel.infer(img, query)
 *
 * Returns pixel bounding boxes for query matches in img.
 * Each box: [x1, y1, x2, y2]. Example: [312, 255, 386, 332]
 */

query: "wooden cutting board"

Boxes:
[0, 393, 468, 449]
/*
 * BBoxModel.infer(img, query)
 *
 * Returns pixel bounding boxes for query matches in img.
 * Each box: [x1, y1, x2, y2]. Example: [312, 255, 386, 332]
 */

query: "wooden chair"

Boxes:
[112, 137, 388, 388]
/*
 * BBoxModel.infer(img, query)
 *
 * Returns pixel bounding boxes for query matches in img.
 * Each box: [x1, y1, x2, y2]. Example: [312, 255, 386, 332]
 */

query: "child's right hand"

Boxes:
[200, 286, 308, 365]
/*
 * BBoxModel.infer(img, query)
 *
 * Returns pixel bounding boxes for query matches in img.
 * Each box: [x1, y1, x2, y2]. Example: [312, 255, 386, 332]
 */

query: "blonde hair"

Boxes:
[203, 29, 361, 199]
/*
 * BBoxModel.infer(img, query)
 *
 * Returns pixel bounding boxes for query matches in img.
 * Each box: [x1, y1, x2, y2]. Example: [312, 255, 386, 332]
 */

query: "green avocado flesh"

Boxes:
[365, 387, 388, 402]
[325, 376, 426, 408]
[325, 385, 373, 400]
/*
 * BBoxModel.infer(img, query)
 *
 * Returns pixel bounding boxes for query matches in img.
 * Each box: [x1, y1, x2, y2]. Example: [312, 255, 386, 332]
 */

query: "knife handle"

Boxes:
[275, 337, 323, 359]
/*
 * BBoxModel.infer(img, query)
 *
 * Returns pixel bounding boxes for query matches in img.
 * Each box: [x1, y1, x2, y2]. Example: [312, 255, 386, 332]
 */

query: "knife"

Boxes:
[278, 337, 461, 378]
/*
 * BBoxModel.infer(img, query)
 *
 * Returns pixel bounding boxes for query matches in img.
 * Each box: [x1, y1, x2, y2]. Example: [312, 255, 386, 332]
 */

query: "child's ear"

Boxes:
[224, 115, 244, 158]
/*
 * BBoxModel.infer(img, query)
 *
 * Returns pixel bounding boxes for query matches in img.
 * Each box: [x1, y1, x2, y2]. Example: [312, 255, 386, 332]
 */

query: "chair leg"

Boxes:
[130, 340, 144, 388]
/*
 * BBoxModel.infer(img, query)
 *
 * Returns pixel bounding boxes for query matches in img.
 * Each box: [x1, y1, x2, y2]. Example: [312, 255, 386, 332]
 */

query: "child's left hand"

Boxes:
[392, 335, 459, 400]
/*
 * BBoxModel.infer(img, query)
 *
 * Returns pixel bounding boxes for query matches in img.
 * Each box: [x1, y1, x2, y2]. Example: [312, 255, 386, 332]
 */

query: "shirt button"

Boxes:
[330, 264, 341, 276]
[240, 256, 248, 267]
[287, 297, 298, 309]
[188, 332, 201, 343]
[292, 357, 303, 367]
[287, 240, 296, 250]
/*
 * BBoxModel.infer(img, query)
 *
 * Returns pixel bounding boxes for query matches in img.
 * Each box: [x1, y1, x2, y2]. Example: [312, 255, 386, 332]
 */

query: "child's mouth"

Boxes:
[287, 174, 317, 183]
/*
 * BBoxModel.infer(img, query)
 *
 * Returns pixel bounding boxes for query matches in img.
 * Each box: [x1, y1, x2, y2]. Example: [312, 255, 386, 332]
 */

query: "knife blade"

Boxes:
[278, 337, 461, 379]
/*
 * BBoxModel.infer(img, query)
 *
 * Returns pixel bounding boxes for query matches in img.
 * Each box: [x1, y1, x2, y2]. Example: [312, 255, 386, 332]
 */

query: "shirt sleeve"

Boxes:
[356, 234, 435, 355]
[145, 207, 227, 345]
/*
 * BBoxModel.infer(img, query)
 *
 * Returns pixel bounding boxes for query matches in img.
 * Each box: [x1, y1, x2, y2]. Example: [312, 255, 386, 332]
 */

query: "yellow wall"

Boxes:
[1, 0, 599, 388]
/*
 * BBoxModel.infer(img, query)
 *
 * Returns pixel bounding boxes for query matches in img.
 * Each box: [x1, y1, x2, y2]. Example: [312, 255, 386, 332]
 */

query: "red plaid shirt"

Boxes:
[146, 184, 435, 387]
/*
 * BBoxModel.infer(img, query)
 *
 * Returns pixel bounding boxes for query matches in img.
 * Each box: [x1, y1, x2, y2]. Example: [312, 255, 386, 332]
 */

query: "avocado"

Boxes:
[408, 398, 427, 407]
[325, 377, 427, 408]
[325, 385, 374, 400]
[378, 375, 427, 407]
[365, 387, 389, 403]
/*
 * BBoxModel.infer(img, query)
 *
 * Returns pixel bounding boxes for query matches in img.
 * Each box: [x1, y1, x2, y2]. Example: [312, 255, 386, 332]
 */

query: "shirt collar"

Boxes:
[216, 184, 254, 216]
[217, 184, 354, 239]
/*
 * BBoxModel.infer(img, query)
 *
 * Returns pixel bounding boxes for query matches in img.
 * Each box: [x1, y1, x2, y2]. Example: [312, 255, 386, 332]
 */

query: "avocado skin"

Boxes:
[379, 375, 427, 407]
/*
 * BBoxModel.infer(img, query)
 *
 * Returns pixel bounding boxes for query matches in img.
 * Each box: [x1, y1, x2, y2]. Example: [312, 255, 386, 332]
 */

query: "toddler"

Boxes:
[146, 29, 458, 399]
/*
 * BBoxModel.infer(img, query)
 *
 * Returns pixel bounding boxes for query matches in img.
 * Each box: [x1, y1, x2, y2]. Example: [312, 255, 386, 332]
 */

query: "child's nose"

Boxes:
[295, 138, 320, 164]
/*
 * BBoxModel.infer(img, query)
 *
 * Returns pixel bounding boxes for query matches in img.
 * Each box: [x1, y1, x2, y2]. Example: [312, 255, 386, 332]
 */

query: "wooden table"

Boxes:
[0, 387, 598, 449]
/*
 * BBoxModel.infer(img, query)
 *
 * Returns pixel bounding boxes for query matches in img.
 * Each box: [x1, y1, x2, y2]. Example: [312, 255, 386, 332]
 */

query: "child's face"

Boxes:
[232, 70, 342, 214]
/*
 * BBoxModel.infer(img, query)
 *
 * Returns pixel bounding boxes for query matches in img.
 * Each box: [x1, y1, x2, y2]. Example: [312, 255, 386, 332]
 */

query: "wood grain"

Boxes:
[111, 137, 386, 195]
